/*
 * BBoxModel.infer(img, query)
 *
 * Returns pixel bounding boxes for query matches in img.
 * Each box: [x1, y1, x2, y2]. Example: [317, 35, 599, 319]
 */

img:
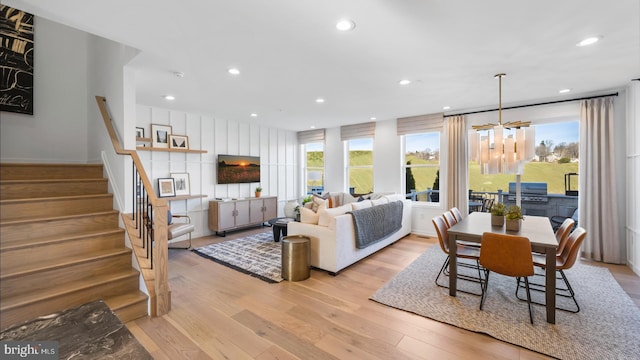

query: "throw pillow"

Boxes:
[351, 200, 372, 211]
[311, 195, 326, 212]
[371, 197, 389, 206]
[317, 204, 351, 227]
[300, 207, 319, 224]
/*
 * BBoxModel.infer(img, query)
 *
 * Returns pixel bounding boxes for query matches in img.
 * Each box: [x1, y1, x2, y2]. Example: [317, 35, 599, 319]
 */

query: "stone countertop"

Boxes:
[0, 300, 152, 360]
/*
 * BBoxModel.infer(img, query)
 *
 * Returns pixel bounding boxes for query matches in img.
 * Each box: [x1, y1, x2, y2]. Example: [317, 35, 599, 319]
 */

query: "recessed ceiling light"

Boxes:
[443, 106, 451, 110]
[370, 117, 377, 121]
[163, 95, 175, 101]
[559, 88, 571, 94]
[336, 19, 356, 31]
[399, 79, 411, 85]
[250, 113, 258, 117]
[315, 98, 325, 103]
[173, 71, 184, 78]
[310, 125, 316, 129]
[228, 68, 240, 75]
[577, 36, 600, 47]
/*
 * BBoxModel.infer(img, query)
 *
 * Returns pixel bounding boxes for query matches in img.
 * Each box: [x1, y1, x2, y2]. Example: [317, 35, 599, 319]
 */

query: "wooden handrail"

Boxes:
[95, 96, 170, 317]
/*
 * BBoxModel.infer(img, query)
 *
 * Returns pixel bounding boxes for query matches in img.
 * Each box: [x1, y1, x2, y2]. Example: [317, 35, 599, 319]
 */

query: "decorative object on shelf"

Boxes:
[505, 205, 524, 231]
[158, 178, 176, 197]
[135, 127, 145, 138]
[151, 124, 172, 148]
[169, 134, 189, 149]
[471, 73, 535, 175]
[284, 199, 299, 218]
[490, 202, 506, 227]
[170, 172, 190, 196]
[255, 186, 262, 198]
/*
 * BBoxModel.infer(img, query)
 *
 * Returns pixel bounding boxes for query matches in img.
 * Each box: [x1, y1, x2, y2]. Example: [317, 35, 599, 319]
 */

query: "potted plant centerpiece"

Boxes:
[491, 202, 506, 227]
[505, 205, 524, 231]
[255, 186, 262, 198]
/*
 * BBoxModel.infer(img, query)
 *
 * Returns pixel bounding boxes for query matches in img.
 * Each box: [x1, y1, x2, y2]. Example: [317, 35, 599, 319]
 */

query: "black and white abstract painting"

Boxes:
[1, 5, 34, 115]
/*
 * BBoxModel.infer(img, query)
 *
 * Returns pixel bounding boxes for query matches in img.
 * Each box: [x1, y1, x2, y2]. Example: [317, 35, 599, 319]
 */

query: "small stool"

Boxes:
[281, 235, 310, 281]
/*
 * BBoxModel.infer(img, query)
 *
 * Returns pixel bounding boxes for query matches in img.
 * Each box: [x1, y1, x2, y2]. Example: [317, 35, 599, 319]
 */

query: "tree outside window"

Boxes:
[404, 132, 440, 202]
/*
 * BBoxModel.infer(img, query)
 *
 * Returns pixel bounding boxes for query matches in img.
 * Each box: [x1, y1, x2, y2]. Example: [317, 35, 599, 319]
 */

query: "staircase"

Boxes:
[0, 163, 148, 331]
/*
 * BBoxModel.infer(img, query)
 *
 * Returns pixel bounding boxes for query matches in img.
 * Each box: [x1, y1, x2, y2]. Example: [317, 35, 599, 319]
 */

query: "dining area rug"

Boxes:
[192, 231, 283, 283]
[370, 246, 640, 360]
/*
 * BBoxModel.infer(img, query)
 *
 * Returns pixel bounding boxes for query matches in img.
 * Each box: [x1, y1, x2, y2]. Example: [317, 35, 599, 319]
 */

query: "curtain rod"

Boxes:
[444, 92, 618, 118]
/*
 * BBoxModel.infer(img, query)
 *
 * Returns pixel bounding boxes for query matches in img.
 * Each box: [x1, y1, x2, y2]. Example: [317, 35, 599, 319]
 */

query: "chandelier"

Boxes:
[471, 73, 535, 174]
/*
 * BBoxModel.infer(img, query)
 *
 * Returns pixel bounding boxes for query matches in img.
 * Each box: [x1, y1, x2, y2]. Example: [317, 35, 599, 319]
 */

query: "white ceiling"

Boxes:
[6, 0, 640, 131]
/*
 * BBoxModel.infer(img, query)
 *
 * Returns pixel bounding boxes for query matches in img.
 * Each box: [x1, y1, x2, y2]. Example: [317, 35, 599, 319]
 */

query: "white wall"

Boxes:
[0, 17, 89, 163]
[136, 105, 298, 239]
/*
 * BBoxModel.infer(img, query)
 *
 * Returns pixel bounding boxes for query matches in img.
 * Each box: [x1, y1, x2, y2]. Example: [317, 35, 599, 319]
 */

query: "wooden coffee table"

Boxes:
[268, 217, 295, 242]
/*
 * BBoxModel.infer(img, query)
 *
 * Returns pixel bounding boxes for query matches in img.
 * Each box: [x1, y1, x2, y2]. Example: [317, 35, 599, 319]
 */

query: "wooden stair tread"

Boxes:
[0, 178, 106, 184]
[1, 248, 132, 280]
[0, 193, 112, 205]
[0, 228, 124, 251]
[1, 269, 140, 311]
[103, 291, 148, 311]
[0, 210, 119, 226]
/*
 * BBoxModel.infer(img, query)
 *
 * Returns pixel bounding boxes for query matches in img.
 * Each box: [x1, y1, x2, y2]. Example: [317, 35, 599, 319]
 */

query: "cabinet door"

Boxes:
[262, 197, 277, 221]
[217, 201, 237, 230]
[249, 199, 265, 224]
[235, 200, 250, 227]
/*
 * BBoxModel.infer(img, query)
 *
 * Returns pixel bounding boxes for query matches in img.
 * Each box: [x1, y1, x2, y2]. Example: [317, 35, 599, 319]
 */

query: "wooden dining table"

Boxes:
[447, 212, 558, 323]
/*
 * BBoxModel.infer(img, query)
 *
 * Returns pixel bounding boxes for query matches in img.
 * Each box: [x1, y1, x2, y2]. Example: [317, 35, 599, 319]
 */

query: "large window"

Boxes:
[469, 121, 579, 194]
[346, 138, 373, 195]
[404, 132, 441, 202]
[303, 142, 324, 195]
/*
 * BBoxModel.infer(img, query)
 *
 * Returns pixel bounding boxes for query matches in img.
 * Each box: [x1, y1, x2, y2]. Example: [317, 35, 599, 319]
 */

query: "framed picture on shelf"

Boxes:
[169, 134, 189, 149]
[151, 124, 172, 148]
[171, 173, 191, 196]
[135, 127, 145, 138]
[157, 178, 176, 197]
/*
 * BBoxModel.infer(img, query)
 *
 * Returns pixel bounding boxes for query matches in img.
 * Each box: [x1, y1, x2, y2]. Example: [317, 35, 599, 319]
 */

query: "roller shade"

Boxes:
[397, 112, 444, 135]
[341, 122, 376, 141]
[297, 129, 325, 144]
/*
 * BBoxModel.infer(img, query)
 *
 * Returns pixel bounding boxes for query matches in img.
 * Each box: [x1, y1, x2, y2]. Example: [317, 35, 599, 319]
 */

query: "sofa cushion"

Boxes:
[318, 204, 351, 228]
[300, 207, 320, 224]
[351, 200, 372, 211]
[371, 197, 389, 206]
[384, 193, 405, 202]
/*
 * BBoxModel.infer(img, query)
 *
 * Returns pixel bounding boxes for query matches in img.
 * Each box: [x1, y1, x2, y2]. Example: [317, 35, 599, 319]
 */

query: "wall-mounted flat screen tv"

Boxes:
[217, 155, 261, 184]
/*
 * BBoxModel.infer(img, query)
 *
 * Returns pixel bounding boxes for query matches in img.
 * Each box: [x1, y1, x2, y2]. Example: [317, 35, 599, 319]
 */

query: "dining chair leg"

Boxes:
[523, 276, 534, 324]
[479, 270, 490, 310]
[559, 269, 580, 313]
[435, 256, 450, 287]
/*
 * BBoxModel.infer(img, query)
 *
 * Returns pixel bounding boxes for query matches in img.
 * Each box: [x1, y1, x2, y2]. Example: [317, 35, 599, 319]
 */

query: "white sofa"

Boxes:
[287, 194, 412, 274]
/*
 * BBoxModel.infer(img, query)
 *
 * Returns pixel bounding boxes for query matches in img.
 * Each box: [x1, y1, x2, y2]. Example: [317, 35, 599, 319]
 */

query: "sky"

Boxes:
[534, 121, 579, 147]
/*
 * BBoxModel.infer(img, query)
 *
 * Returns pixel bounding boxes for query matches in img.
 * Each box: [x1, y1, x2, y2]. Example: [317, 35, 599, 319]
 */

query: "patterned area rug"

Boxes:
[192, 231, 283, 283]
[370, 246, 640, 360]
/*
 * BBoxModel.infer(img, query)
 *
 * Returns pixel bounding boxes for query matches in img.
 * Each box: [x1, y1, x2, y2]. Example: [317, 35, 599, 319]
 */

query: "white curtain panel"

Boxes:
[445, 115, 468, 215]
[579, 97, 622, 263]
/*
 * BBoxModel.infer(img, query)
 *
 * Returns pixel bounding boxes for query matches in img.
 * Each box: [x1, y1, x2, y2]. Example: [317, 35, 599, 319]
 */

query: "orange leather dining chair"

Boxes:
[450, 207, 464, 222]
[442, 211, 458, 228]
[432, 216, 483, 295]
[554, 218, 576, 256]
[518, 227, 587, 313]
[479, 232, 535, 324]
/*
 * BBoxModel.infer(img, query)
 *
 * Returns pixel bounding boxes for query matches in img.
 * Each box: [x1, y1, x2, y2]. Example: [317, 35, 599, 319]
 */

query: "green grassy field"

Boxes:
[308, 151, 579, 195]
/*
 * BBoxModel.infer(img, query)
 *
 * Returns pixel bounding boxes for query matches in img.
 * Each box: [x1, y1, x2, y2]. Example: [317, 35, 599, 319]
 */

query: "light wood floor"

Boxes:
[127, 228, 640, 360]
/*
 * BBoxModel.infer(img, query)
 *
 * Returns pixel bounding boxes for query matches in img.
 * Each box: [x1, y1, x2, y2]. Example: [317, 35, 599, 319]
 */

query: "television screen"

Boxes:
[217, 155, 261, 184]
